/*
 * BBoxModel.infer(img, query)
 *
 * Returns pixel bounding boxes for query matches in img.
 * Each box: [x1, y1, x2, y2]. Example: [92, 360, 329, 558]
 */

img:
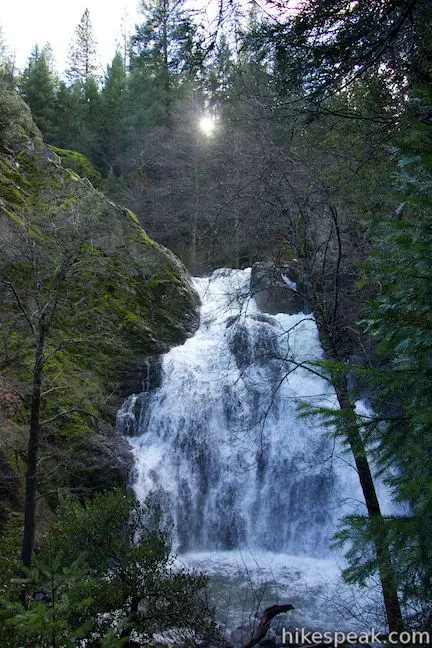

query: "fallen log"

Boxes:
[244, 603, 295, 648]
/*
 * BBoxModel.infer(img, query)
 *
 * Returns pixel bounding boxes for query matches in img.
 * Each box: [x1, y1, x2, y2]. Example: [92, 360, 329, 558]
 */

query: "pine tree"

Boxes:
[57, 10, 103, 170]
[52, 80, 84, 150]
[358, 72, 432, 624]
[129, 0, 199, 128]
[205, 32, 234, 108]
[19, 44, 58, 142]
[66, 8, 98, 84]
[98, 51, 127, 174]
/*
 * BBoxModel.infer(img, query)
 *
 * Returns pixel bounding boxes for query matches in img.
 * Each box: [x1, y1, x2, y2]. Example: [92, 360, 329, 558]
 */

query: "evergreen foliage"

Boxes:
[19, 45, 58, 143]
[356, 113, 432, 625]
[98, 52, 127, 175]
[66, 8, 98, 84]
[0, 490, 219, 647]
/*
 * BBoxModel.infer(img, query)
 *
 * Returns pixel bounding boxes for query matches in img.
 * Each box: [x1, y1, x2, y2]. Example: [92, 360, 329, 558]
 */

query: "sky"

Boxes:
[1, 0, 141, 73]
[1, 0, 298, 75]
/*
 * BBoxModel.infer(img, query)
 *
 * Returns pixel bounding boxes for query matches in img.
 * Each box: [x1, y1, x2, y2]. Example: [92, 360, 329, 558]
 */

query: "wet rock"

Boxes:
[119, 355, 163, 398]
[226, 314, 240, 328]
[249, 313, 278, 325]
[250, 262, 304, 315]
[68, 423, 134, 493]
[117, 392, 154, 438]
[228, 317, 281, 371]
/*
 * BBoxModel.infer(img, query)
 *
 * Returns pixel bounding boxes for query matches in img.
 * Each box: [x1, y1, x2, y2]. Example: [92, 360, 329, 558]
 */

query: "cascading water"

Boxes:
[119, 268, 374, 633]
[128, 268, 353, 554]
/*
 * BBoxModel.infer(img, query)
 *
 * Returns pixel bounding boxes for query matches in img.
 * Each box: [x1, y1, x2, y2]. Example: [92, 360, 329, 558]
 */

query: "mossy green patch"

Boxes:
[49, 146, 103, 188]
[125, 207, 139, 224]
[0, 88, 200, 531]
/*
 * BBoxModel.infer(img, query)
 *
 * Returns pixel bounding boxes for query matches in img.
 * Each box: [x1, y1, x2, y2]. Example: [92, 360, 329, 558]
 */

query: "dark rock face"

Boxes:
[119, 355, 163, 399]
[68, 424, 134, 493]
[116, 392, 150, 438]
[250, 261, 306, 315]
[116, 354, 165, 438]
[227, 316, 281, 371]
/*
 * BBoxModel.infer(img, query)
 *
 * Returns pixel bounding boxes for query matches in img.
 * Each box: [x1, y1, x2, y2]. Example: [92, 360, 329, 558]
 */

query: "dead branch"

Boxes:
[244, 603, 294, 648]
[1, 279, 37, 337]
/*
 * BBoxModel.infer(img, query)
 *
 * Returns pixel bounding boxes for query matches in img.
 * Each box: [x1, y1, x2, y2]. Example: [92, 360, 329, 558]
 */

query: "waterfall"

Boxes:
[125, 268, 358, 559]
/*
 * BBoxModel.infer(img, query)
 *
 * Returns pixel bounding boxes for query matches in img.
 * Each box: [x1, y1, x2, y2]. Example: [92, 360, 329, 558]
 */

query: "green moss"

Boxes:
[0, 87, 200, 530]
[0, 88, 42, 152]
[132, 225, 156, 247]
[0, 154, 31, 214]
[125, 207, 139, 224]
[49, 146, 103, 188]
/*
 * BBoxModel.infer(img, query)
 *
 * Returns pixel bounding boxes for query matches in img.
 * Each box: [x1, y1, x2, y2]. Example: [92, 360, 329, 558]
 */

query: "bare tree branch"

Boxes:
[244, 603, 294, 648]
[1, 279, 37, 337]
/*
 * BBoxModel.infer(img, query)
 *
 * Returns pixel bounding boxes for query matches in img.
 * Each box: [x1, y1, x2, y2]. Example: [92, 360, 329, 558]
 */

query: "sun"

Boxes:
[199, 115, 216, 136]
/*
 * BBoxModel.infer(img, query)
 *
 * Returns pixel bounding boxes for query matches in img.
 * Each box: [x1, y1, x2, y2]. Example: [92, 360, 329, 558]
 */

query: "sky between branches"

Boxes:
[2, 0, 141, 72]
[2, 0, 300, 75]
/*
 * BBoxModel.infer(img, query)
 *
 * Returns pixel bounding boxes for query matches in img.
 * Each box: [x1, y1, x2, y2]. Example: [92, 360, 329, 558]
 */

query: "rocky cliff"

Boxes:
[0, 87, 200, 527]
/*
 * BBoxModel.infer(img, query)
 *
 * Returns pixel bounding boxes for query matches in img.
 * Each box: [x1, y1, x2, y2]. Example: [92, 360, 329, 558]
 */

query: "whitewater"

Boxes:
[120, 268, 386, 637]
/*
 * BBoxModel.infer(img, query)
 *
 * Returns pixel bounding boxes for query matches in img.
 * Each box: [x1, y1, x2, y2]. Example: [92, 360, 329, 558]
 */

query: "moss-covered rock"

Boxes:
[0, 87, 42, 155]
[48, 146, 103, 189]
[0, 88, 200, 526]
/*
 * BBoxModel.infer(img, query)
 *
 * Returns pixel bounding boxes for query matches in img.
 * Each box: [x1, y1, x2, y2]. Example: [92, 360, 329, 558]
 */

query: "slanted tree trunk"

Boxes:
[120, 594, 141, 647]
[333, 374, 403, 633]
[313, 302, 403, 632]
[161, 0, 172, 130]
[21, 323, 46, 569]
[292, 202, 404, 632]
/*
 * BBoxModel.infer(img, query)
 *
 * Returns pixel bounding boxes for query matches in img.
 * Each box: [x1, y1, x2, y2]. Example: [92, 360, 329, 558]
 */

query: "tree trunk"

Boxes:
[162, 0, 172, 130]
[120, 595, 141, 647]
[21, 325, 45, 569]
[334, 376, 403, 633]
[305, 274, 404, 633]
[190, 135, 200, 272]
